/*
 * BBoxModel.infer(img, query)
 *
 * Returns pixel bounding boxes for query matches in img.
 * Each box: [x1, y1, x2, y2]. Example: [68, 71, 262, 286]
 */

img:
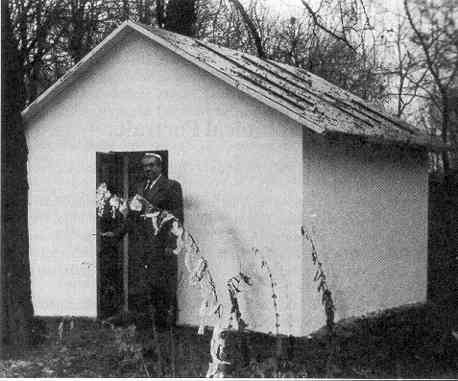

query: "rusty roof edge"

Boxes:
[349, 98, 422, 135]
[246, 55, 428, 140]
[322, 129, 448, 151]
[270, 60, 427, 135]
[194, 40, 316, 109]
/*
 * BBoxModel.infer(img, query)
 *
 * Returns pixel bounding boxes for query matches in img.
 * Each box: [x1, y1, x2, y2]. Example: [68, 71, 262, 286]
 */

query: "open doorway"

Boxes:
[96, 150, 169, 319]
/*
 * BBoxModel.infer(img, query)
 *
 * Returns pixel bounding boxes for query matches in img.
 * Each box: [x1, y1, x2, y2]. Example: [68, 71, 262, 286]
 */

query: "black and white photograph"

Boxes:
[1, 0, 457, 378]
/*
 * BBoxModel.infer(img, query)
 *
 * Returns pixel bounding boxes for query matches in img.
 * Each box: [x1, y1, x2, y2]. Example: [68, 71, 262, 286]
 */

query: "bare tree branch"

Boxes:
[227, 0, 265, 58]
[301, 0, 356, 52]
[403, 0, 443, 93]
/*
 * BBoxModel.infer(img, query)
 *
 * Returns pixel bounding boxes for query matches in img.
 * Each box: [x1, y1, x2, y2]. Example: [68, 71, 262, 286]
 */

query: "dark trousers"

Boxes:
[128, 256, 177, 328]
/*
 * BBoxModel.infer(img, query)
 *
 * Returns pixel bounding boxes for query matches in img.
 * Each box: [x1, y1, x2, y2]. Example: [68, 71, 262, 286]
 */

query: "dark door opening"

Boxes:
[96, 150, 169, 319]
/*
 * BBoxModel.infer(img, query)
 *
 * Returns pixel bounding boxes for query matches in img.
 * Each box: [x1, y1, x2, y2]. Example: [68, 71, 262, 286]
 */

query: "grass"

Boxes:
[226, 302, 458, 378]
[0, 302, 457, 378]
[1, 319, 213, 377]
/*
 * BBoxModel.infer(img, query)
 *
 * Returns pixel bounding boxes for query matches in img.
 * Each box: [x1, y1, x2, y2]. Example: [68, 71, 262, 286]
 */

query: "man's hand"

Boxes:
[100, 231, 115, 238]
[119, 200, 129, 218]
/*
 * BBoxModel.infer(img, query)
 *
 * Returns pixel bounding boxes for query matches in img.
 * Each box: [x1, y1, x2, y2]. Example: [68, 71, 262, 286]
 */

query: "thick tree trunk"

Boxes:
[156, 0, 165, 28]
[1, 3, 34, 350]
[122, 0, 130, 21]
[164, 0, 197, 37]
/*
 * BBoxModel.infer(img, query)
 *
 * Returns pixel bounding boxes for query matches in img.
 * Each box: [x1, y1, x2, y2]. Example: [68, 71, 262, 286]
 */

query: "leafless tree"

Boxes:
[381, 18, 429, 118]
[194, 0, 387, 103]
[1, 0, 35, 349]
[404, 0, 458, 172]
[10, 0, 68, 102]
[227, 0, 265, 58]
[300, 0, 375, 52]
[197, 0, 272, 56]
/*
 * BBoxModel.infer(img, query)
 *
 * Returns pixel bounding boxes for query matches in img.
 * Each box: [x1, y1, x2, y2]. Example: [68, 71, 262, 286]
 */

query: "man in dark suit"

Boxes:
[103, 153, 183, 328]
[136, 153, 184, 223]
[135, 153, 183, 327]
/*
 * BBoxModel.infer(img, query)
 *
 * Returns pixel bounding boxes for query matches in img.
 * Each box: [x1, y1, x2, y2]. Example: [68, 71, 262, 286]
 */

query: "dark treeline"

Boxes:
[9, 0, 389, 106]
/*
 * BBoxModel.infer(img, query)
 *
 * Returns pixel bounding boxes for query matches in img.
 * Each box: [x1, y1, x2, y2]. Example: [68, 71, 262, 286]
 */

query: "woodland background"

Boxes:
[1, 0, 457, 354]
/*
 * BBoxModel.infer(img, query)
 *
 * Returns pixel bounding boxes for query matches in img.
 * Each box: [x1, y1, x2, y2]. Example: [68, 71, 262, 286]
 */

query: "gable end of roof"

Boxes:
[21, 20, 447, 151]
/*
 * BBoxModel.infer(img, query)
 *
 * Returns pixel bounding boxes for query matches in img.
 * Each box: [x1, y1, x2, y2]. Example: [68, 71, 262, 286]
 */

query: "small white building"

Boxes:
[23, 21, 442, 336]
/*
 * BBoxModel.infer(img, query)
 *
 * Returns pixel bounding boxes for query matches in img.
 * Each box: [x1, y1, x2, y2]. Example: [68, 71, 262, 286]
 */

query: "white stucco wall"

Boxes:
[301, 132, 428, 333]
[25, 31, 304, 335]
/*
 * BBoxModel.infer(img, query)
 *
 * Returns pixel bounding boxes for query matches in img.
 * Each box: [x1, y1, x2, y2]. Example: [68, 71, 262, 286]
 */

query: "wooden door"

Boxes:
[96, 151, 168, 318]
[96, 152, 124, 318]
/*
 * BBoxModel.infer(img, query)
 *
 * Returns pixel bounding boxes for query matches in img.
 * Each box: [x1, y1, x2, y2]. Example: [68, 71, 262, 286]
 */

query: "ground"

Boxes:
[1, 302, 457, 378]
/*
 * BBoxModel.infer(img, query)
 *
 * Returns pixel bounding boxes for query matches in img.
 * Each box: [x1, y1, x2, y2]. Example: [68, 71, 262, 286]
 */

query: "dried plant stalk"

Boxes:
[252, 248, 282, 370]
[252, 248, 280, 336]
[303, 230, 336, 331]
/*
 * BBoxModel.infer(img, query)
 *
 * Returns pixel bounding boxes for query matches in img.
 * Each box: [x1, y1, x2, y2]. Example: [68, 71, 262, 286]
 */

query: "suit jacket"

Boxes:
[135, 175, 184, 223]
[112, 175, 183, 295]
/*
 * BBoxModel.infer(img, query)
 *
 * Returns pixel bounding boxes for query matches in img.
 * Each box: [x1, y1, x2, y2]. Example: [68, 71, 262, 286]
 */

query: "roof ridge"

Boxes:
[22, 20, 446, 150]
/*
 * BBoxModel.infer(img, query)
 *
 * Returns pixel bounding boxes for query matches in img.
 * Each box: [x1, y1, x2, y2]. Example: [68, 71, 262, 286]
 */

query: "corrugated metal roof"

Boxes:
[22, 20, 445, 150]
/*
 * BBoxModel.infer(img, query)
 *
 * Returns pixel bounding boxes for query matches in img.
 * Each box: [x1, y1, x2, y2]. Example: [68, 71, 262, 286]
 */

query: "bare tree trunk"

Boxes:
[300, 0, 356, 52]
[164, 0, 197, 37]
[28, 0, 45, 101]
[122, 0, 130, 20]
[227, 0, 265, 58]
[68, 1, 87, 62]
[441, 94, 450, 173]
[1, 2, 34, 350]
[156, 0, 165, 28]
